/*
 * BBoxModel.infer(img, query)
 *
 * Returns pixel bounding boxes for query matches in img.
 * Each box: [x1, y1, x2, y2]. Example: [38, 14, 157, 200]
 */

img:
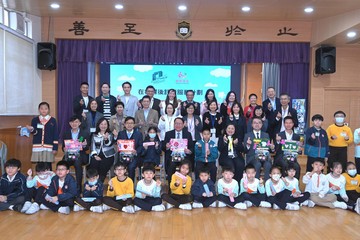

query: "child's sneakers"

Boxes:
[21, 201, 32, 213]
[217, 201, 227, 208]
[307, 200, 316, 208]
[333, 201, 347, 209]
[166, 203, 174, 210]
[90, 206, 103, 213]
[58, 206, 70, 215]
[300, 200, 309, 207]
[209, 201, 217, 208]
[73, 205, 85, 212]
[192, 202, 203, 209]
[273, 204, 280, 210]
[355, 198, 360, 215]
[152, 204, 165, 212]
[259, 201, 271, 208]
[245, 201, 253, 208]
[102, 204, 111, 211]
[179, 203, 192, 210]
[234, 203, 247, 210]
[134, 205, 142, 212]
[40, 204, 49, 210]
[25, 203, 40, 214]
[122, 205, 135, 214]
[285, 203, 300, 211]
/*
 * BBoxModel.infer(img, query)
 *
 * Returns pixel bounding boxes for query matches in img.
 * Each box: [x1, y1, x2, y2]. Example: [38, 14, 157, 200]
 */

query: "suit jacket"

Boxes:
[226, 115, 246, 142]
[218, 134, 245, 166]
[120, 95, 138, 117]
[182, 115, 203, 141]
[202, 112, 224, 138]
[81, 111, 104, 135]
[262, 97, 281, 120]
[117, 130, 143, 160]
[274, 131, 300, 160]
[73, 94, 94, 117]
[95, 94, 118, 116]
[180, 101, 200, 116]
[162, 129, 194, 165]
[134, 108, 159, 138]
[243, 131, 271, 160]
[151, 98, 161, 118]
[271, 107, 298, 135]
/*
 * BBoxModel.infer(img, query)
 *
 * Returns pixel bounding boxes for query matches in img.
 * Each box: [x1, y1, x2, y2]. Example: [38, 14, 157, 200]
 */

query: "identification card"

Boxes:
[315, 132, 320, 137]
[210, 128, 216, 134]
[90, 128, 96, 133]
[37, 124, 44, 129]
[83, 109, 89, 113]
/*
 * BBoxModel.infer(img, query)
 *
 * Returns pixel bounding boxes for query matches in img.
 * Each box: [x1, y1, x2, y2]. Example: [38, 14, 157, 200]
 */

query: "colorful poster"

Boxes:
[281, 140, 299, 152]
[64, 139, 82, 152]
[117, 139, 135, 153]
[292, 99, 306, 135]
[169, 138, 188, 153]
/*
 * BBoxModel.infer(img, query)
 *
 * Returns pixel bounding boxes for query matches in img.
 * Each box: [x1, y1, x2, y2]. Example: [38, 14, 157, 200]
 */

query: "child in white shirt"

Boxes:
[326, 162, 350, 210]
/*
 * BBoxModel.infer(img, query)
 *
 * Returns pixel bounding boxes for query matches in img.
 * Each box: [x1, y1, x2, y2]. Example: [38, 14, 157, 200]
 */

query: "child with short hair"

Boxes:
[302, 158, 346, 209]
[265, 166, 300, 210]
[40, 161, 77, 214]
[343, 162, 360, 214]
[191, 167, 217, 208]
[162, 160, 193, 210]
[217, 166, 246, 209]
[283, 164, 311, 207]
[24, 162, 55, 214]
[141, 127, 162, 166]
[239, 164, 271, 208]
[102, 162, 135, 213]
[133, 165, 165, 212]
[74, 168, 104, 213]
[194, 128, 218, 183]
[0, 159, 26, 212]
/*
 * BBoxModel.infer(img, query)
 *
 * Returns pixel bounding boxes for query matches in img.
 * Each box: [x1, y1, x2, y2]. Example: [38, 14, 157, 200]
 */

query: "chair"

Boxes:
[0, 140, 8, 175]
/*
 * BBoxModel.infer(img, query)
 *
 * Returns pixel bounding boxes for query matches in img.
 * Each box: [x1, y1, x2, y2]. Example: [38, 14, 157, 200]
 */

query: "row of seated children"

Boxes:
[1, 158, 360, 215]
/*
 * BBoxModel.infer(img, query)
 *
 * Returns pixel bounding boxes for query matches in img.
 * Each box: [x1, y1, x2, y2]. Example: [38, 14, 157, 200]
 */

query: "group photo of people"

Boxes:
[2, 81, 360, 217]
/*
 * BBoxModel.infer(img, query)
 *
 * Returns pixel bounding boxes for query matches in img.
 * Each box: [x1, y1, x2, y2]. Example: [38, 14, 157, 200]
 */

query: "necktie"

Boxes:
[127, 132, 131, 139]
[256, 132, 260, 139]
[177, 132, 180, 139]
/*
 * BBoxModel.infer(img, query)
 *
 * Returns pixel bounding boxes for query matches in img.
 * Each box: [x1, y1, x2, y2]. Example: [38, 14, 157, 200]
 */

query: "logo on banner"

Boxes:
[176, 21, 192, 39]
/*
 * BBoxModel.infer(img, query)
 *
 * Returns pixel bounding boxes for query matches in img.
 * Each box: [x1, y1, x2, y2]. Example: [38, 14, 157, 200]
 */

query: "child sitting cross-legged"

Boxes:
[343, 162, 360, 214]
[191, 166, 217, 208]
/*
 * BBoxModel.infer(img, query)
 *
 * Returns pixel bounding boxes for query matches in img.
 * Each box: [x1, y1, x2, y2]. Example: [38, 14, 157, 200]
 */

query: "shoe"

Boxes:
[293, 201, 299, 205]
[90, 206, 103, 213]
[234, 203, 247, 210]
[12, 203, 24, 212]
[355, 198, 360, 215]
[21, 201, 32, 213]
[122, 205, 135, 214]
[25, 203, 40, 215]
[166, 202, 174, 210]
[102, 204, 111, 211]
[273, 204, 280, 210]
[217, 201, 227, 208]
[58, 206, 70, 215]
[300, 200, 309, 207]
[333, 201, 347, 209]
[151, 204, 165, 212]
[244, 201, 253, 208]
[134, 205, 142, 212]
[209, 202, 217, 208]
[259, 201, 271, 208]
[307, 200, 315, 208]
[192, 202, 203, 209]
[73, 205, 85, 212]
[40, 204, 49, 210]
[286, 203, 300, 211]
[179, 203, 192, 210]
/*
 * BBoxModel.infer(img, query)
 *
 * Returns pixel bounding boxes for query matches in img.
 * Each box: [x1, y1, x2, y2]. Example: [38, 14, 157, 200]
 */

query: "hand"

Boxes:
[166, 143, 170, 149]
[209, 192, 214, 197]
[82, 139, 87, 146]
[156, 180, 162, 187]
[94, 155, 102, 161]
[233, 139, 238, 145]
[101, 96, 106, 102]
[247, 108, 252, 112]
[79, 99, 84, 106]
[175, 179, 181, 186]
[132, 149, 137, 155]
[51, 196, 58, 203]
[218, 117, 223, 125]
[195, 119, 199, 126]
[0, 195, 7, 202]
[27, 168, 33, 177]
[276, 112, 282, 119]
[223, 135, 228, 143]
[26, 125, 34, 131]
[82, 112, 86, 119]
[344, 135, 349, 141]
[184, 148, 191, 154]
[268, 102, 272, 110]
[85, 184, 91, 191]
[246, 137, 252, 146]
[161, 116, 165, 121]
[91, 185, 98, 191]
[206, 149, 210, 156]
[223, 188, 228, 194]
[259, 178, 264, 185]
[112, 129, 118, 137]
[103, 132, 109, 140]
[108, 179, 113, 188]
[141, 193, 147, 198]
[139, 120, 144, 126]
[292, 192, 301, 198]
[270, 143, 275, 150]
[332, 135, 337, 140]
[331, 186, 338, 191]
[137, 101, 142, 108]
[311, 133, 316, 139]
[117, 95, 121, 101]
[288, 112, 292, 117]
[184, 121, 188, 127]
[324, 157, 328, 163]
[155, 142, 159, 148]
[282, 177, 289, 186]
[229, 192, 235, 198]
[144, 144, 148, 150]
[204, 117, 210, 124]
[276, 134, 281, 142]
[52, 150, 57, 155]
[202, 192, 207, 197]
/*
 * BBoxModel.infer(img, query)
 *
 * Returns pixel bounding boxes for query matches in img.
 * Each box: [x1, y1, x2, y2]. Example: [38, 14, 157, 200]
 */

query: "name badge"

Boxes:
[90, 128, 96, 133]
[351, 180, 358, 185]
[37, 124, 44, 129]
[210, 128, 216, 134]
[315, 132, 320, 137]
[83, 109, 89, 113]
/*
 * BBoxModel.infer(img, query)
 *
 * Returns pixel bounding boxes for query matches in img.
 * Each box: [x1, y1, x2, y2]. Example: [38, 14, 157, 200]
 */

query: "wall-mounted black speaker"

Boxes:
[315, 46, 336, 74]
[37, 42, 56, 70]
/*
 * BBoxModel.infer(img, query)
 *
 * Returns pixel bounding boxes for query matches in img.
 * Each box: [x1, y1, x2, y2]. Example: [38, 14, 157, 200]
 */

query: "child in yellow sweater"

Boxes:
[102, 162, 135, 213]
[162, 160, 193, 210]
[343, 162, 360, 214]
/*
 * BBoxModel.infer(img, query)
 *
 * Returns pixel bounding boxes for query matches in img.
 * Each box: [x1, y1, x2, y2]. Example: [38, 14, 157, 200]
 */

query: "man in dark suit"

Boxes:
[73, 82, 94, 118]
[262, 87, 281, 141]
[180, 90, 200, 116]
[244, 117, 274, 181]
[274, 116, 301, 179]
[62, 115, 90, 194]
[162, 117, 194, 181]
[117, 116, 143, 181]
[270, 93, 298, 136]
[145, 85, 161, 118]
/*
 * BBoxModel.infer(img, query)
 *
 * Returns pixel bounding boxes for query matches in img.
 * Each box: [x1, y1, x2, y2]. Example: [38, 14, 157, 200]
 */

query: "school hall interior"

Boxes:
[1, 1, 360, 239]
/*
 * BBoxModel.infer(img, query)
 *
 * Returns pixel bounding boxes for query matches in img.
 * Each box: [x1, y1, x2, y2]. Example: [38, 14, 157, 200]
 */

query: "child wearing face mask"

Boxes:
[141, 127, 162, 166]
[343, 162, 360, 214]
[326, 111, 353, 173]
[265, 166, 300, 210]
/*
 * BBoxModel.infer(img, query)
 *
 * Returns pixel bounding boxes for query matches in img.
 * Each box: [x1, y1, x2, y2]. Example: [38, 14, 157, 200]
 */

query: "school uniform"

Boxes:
[74, 181, 104, 210]
[304, 126, 329, 172]
[326, 173, 354, 207]
[0, 172, 27, 211]
[284, 177, 310, 204]
[342, 173, 360, 203]
[194, 139, 218, 183]
[161, 173, 193, 208]
[239, 178, 266, 207]
[102, 177, 134, 210]
[265, 179, 300, 210]
[141, 137, 162, 166]
[133, 179, 162, 211]
[191, 179, 216, 207]
[217, 178, 240, 207]
[26, 172, 55, 204]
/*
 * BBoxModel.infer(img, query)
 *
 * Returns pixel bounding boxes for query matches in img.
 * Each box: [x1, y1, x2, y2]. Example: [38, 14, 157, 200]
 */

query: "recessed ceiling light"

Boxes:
[347, 31, 357, 38]
[50, 3, 60, 9]
[178, 5, 187, 11]
[304, 7, 314, 13]
[115, 4, 124, 10]
[242, 6, 251, 12]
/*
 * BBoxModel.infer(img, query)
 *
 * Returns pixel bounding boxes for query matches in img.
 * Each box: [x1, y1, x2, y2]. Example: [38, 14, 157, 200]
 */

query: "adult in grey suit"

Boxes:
[135, 95, 159, 138]
[244, 117, 274, 181]
[120, 81, 139, 117]
[81, 99, 104, 135]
